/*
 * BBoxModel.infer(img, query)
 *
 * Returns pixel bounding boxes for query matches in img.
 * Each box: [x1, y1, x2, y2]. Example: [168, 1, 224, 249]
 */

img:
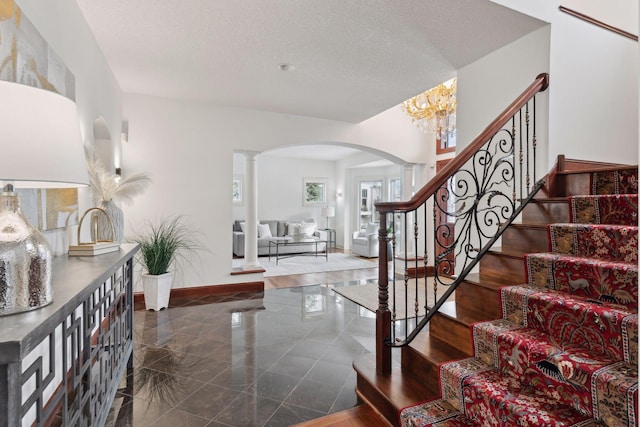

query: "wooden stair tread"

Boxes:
[437, 300, 490, 326]
[464, 273, 522, 289]
[407, 329, 469, 364]
[557, 164, 638, 174]
[559, 158, 635, 171]
[486, 247, 528, 259]
[292, 404, 391, 427]
[509, 223, 547, 230]
[354, 353, 436, 419]
[530, 197, 569, 203]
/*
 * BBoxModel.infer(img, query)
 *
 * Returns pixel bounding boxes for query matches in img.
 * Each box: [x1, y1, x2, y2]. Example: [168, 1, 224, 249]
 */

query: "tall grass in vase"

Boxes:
[84, 147, 150, 243]
[132, 217, 203, 311]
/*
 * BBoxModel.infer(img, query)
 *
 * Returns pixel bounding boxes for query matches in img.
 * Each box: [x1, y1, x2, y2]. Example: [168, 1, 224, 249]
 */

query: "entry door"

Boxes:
[435, 159, 455, 276]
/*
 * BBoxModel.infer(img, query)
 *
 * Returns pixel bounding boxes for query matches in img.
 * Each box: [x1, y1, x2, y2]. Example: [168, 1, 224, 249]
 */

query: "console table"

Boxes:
[0, 244, 138, 427]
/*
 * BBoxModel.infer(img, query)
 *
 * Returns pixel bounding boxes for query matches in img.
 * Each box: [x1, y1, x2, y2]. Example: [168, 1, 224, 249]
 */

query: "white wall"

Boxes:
[233, 153, 337, 224]
[457, 26, 551, 174]
[491, 0, 638, 166]
[359, 104, 432, 165]
[14, 0, 123, 254]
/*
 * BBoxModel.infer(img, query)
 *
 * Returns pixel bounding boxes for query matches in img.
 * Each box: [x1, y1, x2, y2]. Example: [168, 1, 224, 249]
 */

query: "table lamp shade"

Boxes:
[0, 81, 89, 188]
[321, 206, 335, 229]
[0, 81, 88, 316]
[320, 207, 335, 218]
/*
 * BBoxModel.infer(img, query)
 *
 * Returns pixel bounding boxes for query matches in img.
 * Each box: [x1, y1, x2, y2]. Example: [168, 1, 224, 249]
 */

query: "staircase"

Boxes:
[355, 160, 638, 426]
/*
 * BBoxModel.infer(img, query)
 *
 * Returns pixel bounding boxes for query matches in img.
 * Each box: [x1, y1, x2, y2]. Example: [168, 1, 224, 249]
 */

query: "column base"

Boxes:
[242, 261, 261, 270]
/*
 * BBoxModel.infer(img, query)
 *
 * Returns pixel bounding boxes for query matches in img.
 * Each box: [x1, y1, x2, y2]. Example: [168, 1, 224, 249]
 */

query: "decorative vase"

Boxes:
[142, 272, 174, 311]
[95, 200, 124, 243]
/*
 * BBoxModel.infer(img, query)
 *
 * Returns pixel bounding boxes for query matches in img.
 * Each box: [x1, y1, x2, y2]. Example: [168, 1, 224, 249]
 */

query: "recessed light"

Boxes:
[278, 63, 295, 72]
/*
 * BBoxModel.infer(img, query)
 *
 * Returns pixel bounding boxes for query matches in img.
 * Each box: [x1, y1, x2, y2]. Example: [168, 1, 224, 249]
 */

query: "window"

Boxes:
[388, 178, 401, 202]
[358, 179, 382, 229]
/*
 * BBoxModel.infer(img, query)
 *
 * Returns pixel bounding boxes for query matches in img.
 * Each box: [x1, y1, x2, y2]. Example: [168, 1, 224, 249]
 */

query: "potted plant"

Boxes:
[131, 216, 203, 311]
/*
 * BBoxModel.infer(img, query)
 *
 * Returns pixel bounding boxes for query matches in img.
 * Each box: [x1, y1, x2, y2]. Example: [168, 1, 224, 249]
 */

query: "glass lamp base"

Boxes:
[0, 189, 53, 316]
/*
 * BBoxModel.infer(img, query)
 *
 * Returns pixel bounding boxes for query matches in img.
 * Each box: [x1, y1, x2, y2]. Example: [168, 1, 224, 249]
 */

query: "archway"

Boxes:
[233, 142, 419, 257]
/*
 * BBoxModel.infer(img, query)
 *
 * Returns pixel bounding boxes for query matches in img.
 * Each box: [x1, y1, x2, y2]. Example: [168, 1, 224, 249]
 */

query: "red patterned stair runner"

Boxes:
[547, 224, 637, 264]
[569, 195, 638, 225]
[525, 254, 638, 311]
[399, 177, 638, 426]
[591, 170, 638, 195]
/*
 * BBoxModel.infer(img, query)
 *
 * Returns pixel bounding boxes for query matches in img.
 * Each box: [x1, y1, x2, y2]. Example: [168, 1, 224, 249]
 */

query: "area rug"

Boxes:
[232, 253, 376, 277]
[333, 278, 454, 320]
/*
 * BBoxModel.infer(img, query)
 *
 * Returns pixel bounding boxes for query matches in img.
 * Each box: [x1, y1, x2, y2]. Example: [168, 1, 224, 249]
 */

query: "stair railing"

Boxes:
[374, 73, 549, 374]
[559, 6, 638, 41]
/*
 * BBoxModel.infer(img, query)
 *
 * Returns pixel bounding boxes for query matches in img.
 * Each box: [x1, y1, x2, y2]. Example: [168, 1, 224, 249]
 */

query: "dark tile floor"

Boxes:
[107, 280, 396, 426]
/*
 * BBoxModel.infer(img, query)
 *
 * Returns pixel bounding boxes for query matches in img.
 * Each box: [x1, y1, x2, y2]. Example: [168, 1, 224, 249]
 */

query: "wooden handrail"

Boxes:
[376, 73, 549, 214]
[559, 6, 638, 42]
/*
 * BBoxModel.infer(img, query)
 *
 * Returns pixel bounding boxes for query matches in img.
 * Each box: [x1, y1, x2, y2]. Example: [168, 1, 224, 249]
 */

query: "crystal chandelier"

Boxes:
[402, 78, 457, 133]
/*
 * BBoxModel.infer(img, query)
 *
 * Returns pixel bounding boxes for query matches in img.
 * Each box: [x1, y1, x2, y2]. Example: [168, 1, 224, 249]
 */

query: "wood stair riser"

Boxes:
[500, 225, 549, 253]
[401, 333, 472, 401]
[555, 172, 592, 196]
[355, 377, 399, 427]
[400, 348, 440, 395]
[455, 281, 501, 320]
[429, 313, 473, 355]
[521, 199, 570, 224]
[479, 252, 526, 283]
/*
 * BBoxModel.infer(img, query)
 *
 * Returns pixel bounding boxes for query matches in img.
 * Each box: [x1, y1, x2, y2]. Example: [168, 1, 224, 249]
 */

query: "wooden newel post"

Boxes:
[376, 212, 392, 374]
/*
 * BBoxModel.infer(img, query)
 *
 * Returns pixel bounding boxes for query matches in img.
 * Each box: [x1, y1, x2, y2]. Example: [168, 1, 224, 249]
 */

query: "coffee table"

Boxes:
[268, 237, 328, 265]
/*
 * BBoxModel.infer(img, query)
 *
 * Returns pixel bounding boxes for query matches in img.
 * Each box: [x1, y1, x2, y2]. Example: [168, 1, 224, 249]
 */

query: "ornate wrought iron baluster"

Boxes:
[518, 109, 523, 200]
[533, 96, 537, 183]
[511, 116, 516, 201]
[525, 102, 530, 193]
[422, 204, 429, 315]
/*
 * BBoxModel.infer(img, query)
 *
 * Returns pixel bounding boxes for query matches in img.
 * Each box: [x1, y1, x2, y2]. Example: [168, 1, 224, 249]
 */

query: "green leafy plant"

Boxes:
[131, 217, 204, 275]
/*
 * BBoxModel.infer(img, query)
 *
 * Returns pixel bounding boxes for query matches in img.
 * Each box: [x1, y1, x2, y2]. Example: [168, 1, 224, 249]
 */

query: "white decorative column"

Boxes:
[243, 151, 260, 269]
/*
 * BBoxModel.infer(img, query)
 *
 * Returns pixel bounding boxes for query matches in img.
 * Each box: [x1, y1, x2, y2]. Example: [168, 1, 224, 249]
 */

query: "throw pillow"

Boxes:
[366, 222, 378, 235]
[257, 223, 272, 238]
[239, 222, 246, 232]
[285, 222, 301, 236]
[300, 222, 316, 237]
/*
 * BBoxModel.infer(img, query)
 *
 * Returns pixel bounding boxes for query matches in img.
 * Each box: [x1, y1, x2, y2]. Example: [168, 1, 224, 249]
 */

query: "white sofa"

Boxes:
[352, 223, 380, 258]
[233, 219, 327, 257]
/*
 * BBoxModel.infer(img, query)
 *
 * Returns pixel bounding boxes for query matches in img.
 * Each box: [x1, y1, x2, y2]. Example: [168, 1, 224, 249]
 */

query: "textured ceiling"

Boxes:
[77, 0, 545, 123]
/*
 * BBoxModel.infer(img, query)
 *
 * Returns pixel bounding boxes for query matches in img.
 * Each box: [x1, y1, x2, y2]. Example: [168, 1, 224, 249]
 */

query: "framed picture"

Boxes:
[303, 178, 327, 206]
[232, 175, 243, 205]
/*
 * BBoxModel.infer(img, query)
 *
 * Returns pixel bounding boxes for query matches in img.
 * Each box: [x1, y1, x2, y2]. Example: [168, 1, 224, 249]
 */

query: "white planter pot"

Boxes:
[142, 272, 174, 311]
